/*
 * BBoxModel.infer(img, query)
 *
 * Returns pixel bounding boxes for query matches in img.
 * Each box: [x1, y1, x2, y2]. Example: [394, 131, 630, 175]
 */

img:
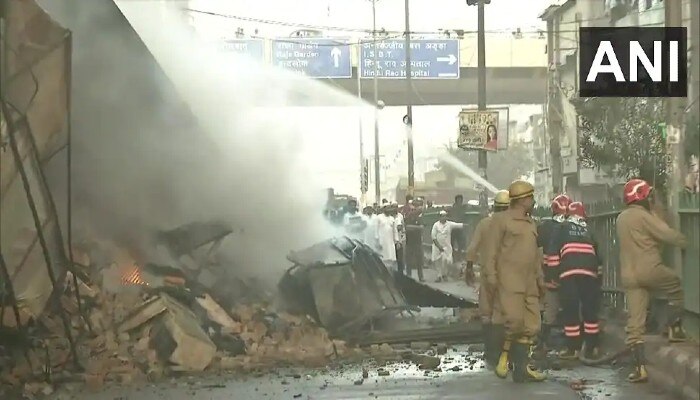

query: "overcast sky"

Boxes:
[181, 0, 556, 197]
[188, 0, 557, 37]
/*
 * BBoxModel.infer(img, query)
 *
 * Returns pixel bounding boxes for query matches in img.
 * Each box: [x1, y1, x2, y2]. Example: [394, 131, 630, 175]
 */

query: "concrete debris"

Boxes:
[0, 234, 361, 399]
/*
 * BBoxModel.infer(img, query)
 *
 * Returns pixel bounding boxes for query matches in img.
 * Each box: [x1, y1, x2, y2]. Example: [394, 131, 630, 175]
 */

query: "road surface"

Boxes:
[54, 349, 672, 400]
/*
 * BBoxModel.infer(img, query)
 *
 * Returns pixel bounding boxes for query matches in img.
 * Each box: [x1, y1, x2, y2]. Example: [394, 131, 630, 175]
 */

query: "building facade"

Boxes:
[540, 0, 699, 203]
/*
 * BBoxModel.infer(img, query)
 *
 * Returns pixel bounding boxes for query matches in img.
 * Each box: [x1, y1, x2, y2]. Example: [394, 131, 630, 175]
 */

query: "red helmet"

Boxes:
[623, 179, 653, 205]
[551, 194, 572, 215]
[568, 201, 586, 218]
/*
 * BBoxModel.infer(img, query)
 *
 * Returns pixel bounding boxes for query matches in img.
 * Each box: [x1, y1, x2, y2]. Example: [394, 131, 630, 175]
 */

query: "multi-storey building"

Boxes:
[539, 0, 699, 203]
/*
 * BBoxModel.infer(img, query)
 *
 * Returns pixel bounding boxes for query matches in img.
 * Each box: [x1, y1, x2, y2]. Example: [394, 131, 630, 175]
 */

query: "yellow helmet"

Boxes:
[493, 190, 510, 206]
[508, 180, 535, 200]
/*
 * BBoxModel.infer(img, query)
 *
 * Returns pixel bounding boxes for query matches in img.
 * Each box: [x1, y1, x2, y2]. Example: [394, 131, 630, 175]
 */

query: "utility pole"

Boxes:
[665, 0, 685, 274]
[404, 0, 415, 197]
[690, 0, 700, 122]
[357, 42, 366, 205]
[371, 0, 381, 205]
[540, 8, 563, 195]
[476, 0, 488, 213]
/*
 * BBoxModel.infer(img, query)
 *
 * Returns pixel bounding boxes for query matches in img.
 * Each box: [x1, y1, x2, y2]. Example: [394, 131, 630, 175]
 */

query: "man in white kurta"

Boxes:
[376, 207, 398, 270]
[431, 210, 466, 282]
[362, 206, 380, 252]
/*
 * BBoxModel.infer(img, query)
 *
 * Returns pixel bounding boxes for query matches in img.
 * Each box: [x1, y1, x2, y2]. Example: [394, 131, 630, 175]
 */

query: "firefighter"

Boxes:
[465, 189, 510, 368]
[483, 180, 546, 383]
[535, 194, 572, 353]
[617, 179, 687, 383]
[549, 202, 603, 360]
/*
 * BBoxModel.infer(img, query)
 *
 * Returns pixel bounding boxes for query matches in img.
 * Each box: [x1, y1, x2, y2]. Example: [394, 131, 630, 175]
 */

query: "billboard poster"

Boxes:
[457, 109, 501, 151]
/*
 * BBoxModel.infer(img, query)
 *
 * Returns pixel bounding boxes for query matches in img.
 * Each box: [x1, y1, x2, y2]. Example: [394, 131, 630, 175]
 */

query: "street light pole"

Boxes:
[404, 0, 415, 197]
[372, 0, 381, 205]
[476, 0, 488, 213]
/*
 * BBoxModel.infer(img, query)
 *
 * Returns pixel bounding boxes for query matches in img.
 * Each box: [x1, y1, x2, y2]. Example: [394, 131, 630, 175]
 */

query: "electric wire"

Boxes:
[185, 4, 672, 40]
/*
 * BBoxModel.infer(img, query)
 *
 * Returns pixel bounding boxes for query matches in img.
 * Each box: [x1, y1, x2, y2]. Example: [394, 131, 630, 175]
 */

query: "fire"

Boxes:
[121, 264, 149, 286]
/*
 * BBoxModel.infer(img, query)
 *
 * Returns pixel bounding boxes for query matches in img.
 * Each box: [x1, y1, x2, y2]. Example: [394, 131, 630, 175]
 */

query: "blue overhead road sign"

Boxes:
[271, 38, 352, 78]
[221, 39, 264, 60]
[360, 39, 460, 79]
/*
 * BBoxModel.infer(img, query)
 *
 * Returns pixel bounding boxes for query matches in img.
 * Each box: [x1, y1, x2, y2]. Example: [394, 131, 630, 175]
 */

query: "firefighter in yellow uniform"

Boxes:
[465, 190, 510, 368]
[483, 180, 546, 383]
[617, 179, 688, 383]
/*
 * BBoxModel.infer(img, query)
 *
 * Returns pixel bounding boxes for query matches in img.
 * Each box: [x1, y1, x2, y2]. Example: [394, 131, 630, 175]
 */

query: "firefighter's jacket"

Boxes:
[616, 204, 687, 287]
[549, 217, 602, 281]
[537, 215, 566, 288]
[465, 215, 493, 266]
[483, 209, 542, 294]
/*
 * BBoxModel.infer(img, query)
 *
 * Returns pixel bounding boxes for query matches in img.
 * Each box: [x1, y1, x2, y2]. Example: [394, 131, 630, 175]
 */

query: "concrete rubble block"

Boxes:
[240, 320, 268, 344]
[195, 293, 241, 334]
[232, 304, 256, 323]
[332, 339, 348, 355]
[1, 373, 22, 388]
[117, 295, 172, 333]
[149, 295, 216, 372]
[217, 356, 244, 370]
[88, 309, 107, 334]
[84, 373, 105, 392]
[104, 330, 118, 352]
[404, 353, 441, 370]
[23, 382, 54, 397]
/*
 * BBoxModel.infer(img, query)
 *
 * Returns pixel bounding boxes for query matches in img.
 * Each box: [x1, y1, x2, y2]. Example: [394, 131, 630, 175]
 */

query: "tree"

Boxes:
[576, 97, 668, 193]
[438, 140, 534, 191]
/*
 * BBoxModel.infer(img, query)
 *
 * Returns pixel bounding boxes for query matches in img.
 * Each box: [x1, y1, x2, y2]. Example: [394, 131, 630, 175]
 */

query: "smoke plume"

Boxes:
[39, 0, 358, 286]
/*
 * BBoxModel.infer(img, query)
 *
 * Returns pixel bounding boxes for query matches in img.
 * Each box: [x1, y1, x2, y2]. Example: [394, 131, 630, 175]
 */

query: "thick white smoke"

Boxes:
[39, 0, 360, 287]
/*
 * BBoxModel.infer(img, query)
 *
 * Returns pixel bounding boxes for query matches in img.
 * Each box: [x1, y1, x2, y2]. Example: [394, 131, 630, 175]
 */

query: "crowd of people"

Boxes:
[465, 178, 688, 384]
[335, 195, 472, 283]
[337, 196, 421, 280]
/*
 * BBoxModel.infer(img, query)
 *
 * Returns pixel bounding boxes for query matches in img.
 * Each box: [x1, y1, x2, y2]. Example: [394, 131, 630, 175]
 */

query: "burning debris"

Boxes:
[0, 223, 354, 398]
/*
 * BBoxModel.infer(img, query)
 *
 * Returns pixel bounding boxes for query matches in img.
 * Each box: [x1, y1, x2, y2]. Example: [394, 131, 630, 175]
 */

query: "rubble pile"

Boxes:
[2, 228, 481, 399]
[1, 224, 358, 398]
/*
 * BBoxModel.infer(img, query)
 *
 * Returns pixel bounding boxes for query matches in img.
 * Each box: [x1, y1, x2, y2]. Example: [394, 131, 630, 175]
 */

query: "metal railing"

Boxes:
[418, 197, 700, 338]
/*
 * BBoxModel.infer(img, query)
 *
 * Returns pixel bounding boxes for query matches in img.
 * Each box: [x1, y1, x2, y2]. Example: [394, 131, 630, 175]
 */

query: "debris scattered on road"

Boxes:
[0, 228, 359, 398]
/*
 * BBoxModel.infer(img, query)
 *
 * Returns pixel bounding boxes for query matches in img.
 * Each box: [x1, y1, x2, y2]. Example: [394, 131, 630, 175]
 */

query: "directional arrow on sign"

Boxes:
[331, 47, 342, 68]
[436, 54, 458, 65]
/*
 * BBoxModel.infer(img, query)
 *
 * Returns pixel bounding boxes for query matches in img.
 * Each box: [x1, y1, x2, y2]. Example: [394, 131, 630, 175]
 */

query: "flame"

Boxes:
[121, 264, 149, 286]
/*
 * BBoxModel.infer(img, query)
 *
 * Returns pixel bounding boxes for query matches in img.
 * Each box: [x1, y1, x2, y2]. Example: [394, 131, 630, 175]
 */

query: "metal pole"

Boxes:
[665, 0, 684, 275]
[357, 40, 365, 205]
[549, 16, 563, 194]
[477, 0, 488, 212]
[691, 0, 700, 122]
[404, 0, 414, 197]
[372, 0, 381, 205]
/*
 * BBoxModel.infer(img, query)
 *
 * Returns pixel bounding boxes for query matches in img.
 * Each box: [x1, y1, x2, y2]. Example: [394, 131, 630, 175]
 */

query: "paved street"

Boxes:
[55, 350, 672, 400]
